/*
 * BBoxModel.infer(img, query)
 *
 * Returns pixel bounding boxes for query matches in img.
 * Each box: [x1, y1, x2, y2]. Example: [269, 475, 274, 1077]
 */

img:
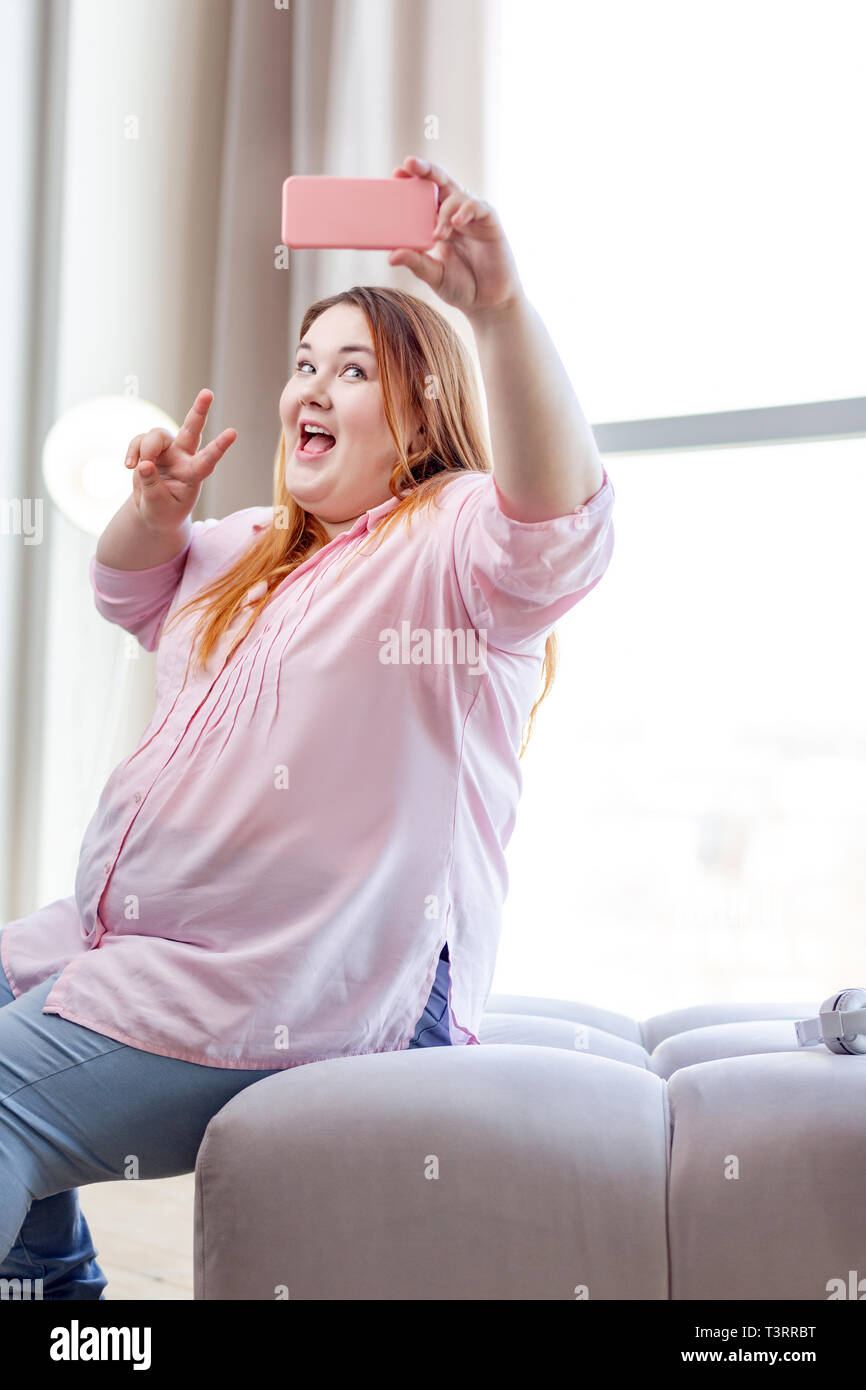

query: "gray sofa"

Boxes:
[193, 992, 866, 1300]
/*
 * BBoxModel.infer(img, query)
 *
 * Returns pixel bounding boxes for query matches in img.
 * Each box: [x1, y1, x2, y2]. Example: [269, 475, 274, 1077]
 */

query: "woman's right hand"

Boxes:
[125, 389, 238, 533]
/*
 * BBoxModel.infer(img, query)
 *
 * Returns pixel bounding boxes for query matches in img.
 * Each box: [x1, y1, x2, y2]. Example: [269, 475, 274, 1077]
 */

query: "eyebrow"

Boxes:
[295, 342, 377, 357]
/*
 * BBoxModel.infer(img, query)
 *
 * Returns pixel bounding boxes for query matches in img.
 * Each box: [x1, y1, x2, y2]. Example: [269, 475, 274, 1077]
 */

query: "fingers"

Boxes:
[432, 191, 467, 241]
[434, 194, 489, 240]
[392, 160, 486, 243]
[393, 155, 466, 210]
[124, 436, 143, 469]
[174, 388, 214, 456]
[387, 247, 445, 292]
[194, 427, 238, 479]
[125, 428, 175, 473]
[123, 393, 235, 488]
[136, 459, 162, 488]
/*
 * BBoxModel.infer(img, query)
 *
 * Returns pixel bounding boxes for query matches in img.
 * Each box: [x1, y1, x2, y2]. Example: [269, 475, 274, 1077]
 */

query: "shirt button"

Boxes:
[133, 791, 142, 803]
[103, 861, 112, 873]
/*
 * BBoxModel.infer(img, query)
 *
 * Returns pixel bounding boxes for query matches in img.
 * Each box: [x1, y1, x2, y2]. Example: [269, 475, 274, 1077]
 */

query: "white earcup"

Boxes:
[819, 988, 866, 1055]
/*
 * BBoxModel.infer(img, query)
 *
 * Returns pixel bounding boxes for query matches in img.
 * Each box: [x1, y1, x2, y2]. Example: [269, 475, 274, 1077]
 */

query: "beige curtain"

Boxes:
[204, 0, 491, 517]
[3, 0, 492, 923]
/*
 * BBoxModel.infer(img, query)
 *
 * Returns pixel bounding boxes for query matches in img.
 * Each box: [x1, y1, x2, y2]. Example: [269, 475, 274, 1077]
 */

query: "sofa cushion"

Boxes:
[485, 993, 644, 1045]
[668, 1050, 866, 1299]
[479, 1012, 652, 1070]
[640, 1001, 819, 1054]
[649, 1019, 812, 1080]
[194, 1044, 670, 1300]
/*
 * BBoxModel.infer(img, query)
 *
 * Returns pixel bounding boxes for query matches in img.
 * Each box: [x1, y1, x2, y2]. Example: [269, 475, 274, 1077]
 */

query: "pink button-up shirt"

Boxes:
[1, 467, 615, 1069]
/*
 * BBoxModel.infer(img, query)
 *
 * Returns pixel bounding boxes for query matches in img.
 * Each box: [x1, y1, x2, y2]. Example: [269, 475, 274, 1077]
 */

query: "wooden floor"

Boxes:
[80, 1173, 196, 1300]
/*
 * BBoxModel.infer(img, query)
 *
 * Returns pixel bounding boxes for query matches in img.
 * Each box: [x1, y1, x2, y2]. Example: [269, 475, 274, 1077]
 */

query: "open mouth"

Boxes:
[297, 425, 337, 457]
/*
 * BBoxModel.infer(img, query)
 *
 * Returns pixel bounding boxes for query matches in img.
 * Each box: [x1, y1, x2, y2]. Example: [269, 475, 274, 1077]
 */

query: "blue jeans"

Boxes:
[0, 933, 451, 1300]
[407, 945, 451, 1048]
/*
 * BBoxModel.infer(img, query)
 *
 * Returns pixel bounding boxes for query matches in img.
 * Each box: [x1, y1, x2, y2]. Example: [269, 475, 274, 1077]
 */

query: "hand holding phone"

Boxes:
[281, 175, 437, 250]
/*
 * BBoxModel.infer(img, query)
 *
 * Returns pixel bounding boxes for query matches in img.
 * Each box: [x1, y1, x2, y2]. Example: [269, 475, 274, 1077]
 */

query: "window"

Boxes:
[485, 0, 866, 1013]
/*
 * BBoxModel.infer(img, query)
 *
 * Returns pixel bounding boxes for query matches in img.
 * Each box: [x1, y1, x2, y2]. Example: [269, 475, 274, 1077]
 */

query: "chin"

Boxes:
[285, 475, 320, 498]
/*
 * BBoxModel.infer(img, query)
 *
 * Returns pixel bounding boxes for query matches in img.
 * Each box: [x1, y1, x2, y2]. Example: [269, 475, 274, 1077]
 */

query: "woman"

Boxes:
[0, 156, 615, 1299]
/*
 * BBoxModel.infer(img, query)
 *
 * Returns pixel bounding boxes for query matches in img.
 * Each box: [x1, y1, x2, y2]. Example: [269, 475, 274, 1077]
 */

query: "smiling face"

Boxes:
[279, 302, 421, 541]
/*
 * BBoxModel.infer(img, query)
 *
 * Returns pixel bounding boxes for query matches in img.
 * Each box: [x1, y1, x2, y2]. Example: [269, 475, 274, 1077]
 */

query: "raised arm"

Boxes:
[466, 293, 605, 522]
[389, 155, 606, 522]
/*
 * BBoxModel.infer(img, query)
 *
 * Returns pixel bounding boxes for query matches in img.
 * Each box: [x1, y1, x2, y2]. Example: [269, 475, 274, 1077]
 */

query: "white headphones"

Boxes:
[794, 989, 866, 1055]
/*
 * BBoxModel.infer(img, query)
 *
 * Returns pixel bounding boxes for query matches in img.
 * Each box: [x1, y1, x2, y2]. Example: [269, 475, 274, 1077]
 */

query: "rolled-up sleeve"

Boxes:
[451, 468, 616, 653]
[89, 525, 202, 651]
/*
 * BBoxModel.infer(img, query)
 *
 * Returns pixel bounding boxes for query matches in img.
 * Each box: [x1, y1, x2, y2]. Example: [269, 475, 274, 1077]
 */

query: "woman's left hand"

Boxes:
[388, 155, 524, 316]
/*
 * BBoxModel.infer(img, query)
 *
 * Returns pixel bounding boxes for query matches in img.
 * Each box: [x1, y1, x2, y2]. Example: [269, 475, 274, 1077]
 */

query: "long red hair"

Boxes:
[164, 285, 557, 758]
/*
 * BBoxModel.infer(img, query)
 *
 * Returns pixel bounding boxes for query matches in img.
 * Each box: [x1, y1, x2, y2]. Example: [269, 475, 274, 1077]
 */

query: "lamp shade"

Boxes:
[41, 395, 180, 537]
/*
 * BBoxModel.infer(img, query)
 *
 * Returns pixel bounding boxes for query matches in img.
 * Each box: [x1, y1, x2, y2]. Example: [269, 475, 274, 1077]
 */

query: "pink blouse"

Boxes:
[1, 467, 615, 1069]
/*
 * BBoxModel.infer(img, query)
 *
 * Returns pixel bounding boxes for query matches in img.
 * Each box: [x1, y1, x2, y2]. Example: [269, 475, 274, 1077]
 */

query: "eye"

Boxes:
[295, 359, 367, 379]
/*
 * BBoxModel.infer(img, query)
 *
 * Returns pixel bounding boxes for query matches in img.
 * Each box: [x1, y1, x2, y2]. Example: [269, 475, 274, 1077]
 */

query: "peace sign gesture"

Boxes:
[387, 155, 524, 318]
[124, 389, 237, 533]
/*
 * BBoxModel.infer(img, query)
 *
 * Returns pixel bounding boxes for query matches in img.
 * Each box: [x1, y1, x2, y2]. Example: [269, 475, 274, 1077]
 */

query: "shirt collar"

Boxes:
[254, 491, 405, 541]
[362, 492, 403, 532]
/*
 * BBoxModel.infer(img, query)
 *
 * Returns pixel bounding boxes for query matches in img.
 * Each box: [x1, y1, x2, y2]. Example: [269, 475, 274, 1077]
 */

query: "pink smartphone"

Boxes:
[281, 175, 438, 250]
